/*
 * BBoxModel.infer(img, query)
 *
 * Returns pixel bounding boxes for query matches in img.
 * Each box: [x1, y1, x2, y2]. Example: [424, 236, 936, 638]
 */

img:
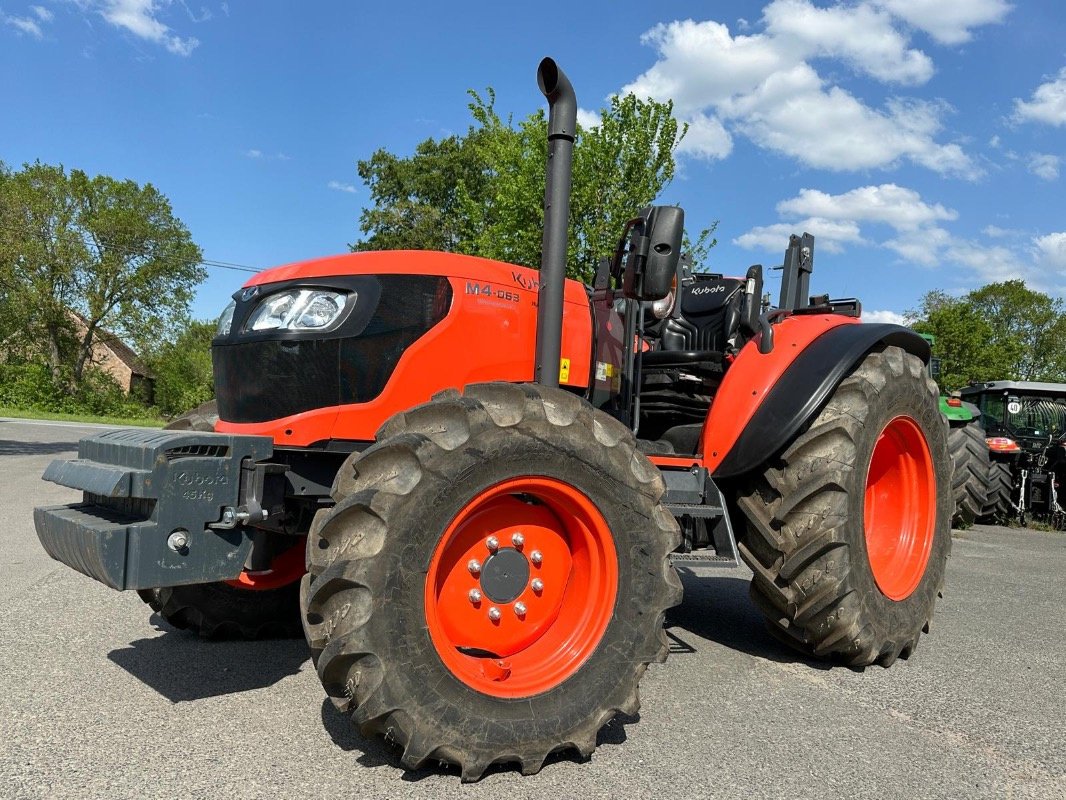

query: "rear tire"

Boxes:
[979, 462, 1014, 525]
[136, 398, 304, 640]
[301, 383, 681, 780]
[736, 346, 952, 667]
[948, 421, 990, 529]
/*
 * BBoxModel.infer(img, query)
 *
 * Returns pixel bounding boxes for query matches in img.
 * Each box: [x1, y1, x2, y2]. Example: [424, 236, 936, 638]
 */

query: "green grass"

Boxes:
[0, 406, 164, 428]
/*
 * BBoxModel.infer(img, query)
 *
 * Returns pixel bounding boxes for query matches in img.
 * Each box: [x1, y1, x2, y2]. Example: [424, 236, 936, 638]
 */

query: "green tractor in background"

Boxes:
[921, 334, 990, 527]
[960, 381, 1066, 528]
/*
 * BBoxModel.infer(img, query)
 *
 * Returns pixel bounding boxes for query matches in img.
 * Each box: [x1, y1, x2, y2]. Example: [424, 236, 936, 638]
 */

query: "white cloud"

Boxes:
[245, 149, 291, 161]
[1, 10, 44, 38]
[862, 309, 907, 324]
[1028, 153, 1060, 181]
[327, 180, 357, 194]
[739, 182, 956, 266]
[65, 1, 200, 55]
[31, 5, 53, 22]
[738, 183, 1063, 288]
[575, 108, 600, 129]
[620, 5, 988, 177]
[776, 183, 957, 231]
[676, 112, 733, 160]
[763, 0, 934, 85]
[733, 217, 865, 254]
[1014, 67, 1066, 127]
[874, 0, 1011, 45]
[884, 225, 952, 266]
[1033, 232, 1066, 269]
[944, 240, 1025, 282]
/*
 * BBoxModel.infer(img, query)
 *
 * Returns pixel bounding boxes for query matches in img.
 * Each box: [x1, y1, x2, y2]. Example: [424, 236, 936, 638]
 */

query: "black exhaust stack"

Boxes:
[535, 57, 576, 387]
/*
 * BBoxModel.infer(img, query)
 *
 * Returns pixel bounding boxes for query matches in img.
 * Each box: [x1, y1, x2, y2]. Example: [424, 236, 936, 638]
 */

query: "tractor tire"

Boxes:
[301, 383, 682, 781]
[736, 346, 951, 667]
[948, 421, 991, 529]
[979, 462, 1014, 525]
[163, 399, 219, 431]
[135, 399, 304, 640]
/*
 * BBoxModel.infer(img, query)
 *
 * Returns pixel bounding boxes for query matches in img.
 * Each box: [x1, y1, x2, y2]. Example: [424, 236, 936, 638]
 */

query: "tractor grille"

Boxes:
[213, 275, 451, 424]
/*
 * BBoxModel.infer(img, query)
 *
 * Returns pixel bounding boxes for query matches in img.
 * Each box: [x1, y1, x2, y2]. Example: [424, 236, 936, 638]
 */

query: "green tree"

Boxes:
[0, 161, 204, 389]
[146, 320, 216, 417]
[911, 281, 1066, 389]
[353, 90, 714, 282]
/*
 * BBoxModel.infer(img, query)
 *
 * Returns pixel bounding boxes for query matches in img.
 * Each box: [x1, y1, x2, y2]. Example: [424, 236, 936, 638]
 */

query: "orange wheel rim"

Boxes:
[863, 416, 936, 601]
[223, 537, 306, 591]
[425, 477, 618, 698]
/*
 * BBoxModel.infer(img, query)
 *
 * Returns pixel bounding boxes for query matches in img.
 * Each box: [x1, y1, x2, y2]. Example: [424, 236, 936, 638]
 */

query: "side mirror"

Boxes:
[622, 205, 684, 301]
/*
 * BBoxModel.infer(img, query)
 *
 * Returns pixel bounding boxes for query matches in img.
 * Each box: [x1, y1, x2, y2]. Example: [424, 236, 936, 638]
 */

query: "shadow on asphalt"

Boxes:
[108, 625, 309, 702]
[0, 439, 78, 456]
[668, 569, 831, 669]
[319, 699, 638, 782]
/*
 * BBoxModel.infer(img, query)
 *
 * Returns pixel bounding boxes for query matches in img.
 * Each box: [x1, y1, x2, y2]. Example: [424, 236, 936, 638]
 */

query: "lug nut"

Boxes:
[511, 532, 525, 547]
[514, 602, 527, 617]
[531, 578, 544, 593]
[467, 559, 481, 574]
[468, 589, 482, 604]
[167, 530, 189, 552]
[488, 606, 502, 622]
[530, 550, 543, 565]
[486, 536, 499, 552]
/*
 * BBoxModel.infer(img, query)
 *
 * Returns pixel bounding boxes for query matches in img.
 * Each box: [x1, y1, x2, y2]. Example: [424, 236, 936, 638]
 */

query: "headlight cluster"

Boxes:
[217, 289, 352, 336]
[216, 300, 236, 336]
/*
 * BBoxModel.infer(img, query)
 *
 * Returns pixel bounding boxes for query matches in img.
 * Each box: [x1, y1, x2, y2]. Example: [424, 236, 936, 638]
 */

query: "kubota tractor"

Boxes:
[34, 59, 951, 780]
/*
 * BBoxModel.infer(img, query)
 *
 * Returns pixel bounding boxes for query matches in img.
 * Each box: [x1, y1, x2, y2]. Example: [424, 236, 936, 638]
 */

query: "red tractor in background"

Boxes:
[34, 59, 951, 781]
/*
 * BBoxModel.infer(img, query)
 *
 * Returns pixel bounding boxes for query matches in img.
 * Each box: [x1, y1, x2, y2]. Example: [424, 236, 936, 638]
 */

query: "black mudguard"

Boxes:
[713, 322, 930, 478]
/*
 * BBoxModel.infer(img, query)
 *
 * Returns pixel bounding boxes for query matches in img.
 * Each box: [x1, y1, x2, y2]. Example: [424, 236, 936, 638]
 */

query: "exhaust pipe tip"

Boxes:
[537, 57, 577, 140]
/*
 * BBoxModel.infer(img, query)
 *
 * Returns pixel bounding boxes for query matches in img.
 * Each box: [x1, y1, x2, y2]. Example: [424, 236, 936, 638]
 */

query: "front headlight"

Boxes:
[245, 289, 351, 332]
[216, 300, 236, 336]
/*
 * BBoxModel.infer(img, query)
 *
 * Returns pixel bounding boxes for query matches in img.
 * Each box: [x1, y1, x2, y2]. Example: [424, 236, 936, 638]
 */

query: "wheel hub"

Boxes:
[424, 477, 618, 698]
[480, 548, 530, 603]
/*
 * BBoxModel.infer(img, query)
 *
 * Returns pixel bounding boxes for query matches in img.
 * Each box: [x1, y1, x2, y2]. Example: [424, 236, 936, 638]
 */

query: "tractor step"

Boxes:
[35, 428, 274, 590]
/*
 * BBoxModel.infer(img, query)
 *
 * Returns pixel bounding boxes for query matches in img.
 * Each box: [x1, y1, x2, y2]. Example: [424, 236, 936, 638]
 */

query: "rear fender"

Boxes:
[702, 318, 930, 478]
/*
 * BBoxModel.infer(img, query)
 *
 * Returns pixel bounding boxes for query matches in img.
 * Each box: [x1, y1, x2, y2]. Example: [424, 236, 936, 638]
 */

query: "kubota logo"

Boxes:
[690, 284, 725, 295]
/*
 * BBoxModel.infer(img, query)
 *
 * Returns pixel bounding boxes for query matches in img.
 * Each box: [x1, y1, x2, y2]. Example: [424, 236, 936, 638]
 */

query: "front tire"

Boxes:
[301, 383, 682, 780]
[736, 346, 952, 667]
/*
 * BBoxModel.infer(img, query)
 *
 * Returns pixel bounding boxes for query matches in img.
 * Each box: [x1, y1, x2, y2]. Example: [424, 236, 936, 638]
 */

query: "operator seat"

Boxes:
[638, 268, 762, 453]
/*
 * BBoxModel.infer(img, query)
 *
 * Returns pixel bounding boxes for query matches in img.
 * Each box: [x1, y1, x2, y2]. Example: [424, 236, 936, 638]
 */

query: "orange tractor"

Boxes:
[35, 59, 951, 780]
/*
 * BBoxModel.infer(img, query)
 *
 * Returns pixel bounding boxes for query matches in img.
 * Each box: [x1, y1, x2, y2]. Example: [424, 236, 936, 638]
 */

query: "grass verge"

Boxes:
[0, 406, 164, 428]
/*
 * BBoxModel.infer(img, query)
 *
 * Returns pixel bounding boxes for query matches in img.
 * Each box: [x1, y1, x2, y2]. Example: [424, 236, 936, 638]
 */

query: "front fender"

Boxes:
[703, 317, 929, 478]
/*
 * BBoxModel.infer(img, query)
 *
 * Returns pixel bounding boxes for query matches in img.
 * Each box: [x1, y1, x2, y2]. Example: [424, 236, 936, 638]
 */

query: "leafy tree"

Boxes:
[146, 320, 216, 417]
[910, 280, 1066, 389]
[0, 161, 204, 388]
[967, 280, 1066, 382]
[353, 90, 715, 282]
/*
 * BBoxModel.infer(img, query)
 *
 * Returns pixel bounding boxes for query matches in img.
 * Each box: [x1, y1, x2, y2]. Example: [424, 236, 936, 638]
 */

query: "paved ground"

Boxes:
[1, 417, 1064, 800]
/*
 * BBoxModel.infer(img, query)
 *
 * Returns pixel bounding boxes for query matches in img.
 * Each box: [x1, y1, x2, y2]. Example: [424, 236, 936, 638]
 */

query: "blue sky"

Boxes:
[2, 1, 1064, 325]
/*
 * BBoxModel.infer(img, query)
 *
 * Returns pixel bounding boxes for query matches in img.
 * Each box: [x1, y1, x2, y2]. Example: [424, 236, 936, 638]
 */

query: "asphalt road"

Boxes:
[1, 417, 1064, 800]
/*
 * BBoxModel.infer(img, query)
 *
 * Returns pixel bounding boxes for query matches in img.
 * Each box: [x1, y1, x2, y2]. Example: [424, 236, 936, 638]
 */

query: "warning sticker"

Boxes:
[559, 358, 571, 383]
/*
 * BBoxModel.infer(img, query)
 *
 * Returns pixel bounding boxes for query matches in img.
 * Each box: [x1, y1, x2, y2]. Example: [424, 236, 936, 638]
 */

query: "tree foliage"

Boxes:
[0, 161, 204, 389]
[145, 320, 216, 417]
[911, 280, 1066, 389]
[353, 90, 715, 282]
